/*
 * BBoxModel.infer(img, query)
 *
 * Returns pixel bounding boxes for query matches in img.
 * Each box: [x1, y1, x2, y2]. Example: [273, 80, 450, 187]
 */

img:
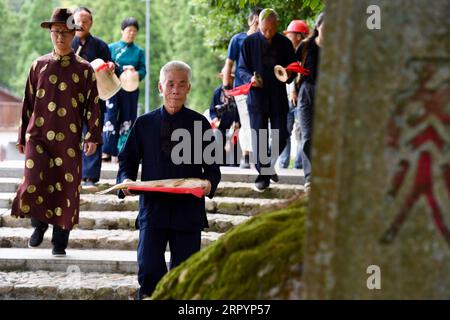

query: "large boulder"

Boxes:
[151, 198, 306, 299]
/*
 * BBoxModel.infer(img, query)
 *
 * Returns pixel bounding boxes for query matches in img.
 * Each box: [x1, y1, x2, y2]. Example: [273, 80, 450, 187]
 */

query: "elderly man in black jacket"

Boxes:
[117, 60, 221, 299]
[239, 8, 296, 191]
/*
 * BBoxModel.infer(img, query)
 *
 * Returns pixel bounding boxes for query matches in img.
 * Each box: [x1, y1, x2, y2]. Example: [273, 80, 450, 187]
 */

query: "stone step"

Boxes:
[0, 160, 305, 184]
[0, 270, 138, 300]
[0, 227, 222, 251]
[0, 210, 249, 233]
[79, 195, 284, 215]
[0, 193, 11, 208]
[0, 192, 286, 215]
[0, 248, 146, 274]
[0, 177, 303, 199]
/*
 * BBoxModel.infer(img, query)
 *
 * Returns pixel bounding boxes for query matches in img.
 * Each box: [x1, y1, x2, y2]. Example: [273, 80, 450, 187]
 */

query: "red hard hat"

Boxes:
[283, 20, 309, 35]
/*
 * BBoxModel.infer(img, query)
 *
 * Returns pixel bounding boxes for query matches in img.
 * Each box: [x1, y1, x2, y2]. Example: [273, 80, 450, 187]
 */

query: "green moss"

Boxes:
[151, 197, 307, 299]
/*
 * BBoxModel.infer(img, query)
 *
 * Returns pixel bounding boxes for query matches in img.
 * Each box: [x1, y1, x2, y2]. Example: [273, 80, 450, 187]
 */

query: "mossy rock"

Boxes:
[151, 197, 307, 299]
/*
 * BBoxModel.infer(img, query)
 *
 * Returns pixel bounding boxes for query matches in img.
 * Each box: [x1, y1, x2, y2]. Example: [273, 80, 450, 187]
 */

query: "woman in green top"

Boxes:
[102, 17, 146, 161]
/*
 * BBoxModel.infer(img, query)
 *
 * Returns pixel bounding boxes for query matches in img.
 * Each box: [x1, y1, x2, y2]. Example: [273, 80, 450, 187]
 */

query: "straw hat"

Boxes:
[120, 68, 140, 92]
[90, 58, 121, 100]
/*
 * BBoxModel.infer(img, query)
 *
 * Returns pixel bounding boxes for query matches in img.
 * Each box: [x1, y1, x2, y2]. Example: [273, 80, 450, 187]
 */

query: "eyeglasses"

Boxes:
[50, 30, 73, 38]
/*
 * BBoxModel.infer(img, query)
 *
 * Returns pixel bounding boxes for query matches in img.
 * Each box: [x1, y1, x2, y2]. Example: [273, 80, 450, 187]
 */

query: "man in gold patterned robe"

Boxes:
[11, 8, 102, 256]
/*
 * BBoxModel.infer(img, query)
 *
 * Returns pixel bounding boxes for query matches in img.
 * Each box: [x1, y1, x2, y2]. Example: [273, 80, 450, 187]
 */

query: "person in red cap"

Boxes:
[296, 12, 325, 194]
[278, 20, 310, 170]
[12, 8, 102, 256]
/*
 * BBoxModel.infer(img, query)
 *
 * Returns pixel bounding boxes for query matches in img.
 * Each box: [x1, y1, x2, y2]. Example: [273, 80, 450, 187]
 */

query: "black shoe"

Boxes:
[253, 179, 270, 192]
[28, 225, 48, 248]
[52, 247, 66, 257]
[270, 174, 279, 183]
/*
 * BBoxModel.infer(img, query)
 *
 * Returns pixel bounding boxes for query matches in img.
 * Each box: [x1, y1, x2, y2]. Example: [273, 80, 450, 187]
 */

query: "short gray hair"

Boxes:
[259, 8, 278, 24]
[159, 60, 192, 83]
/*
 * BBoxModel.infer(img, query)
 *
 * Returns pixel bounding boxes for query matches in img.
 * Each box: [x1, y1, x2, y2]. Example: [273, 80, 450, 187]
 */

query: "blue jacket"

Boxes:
[72, 34, 111, 64]
[117, 106, 221, 232]
[109, 40, 147, 80]
[238, 32, 296, 114]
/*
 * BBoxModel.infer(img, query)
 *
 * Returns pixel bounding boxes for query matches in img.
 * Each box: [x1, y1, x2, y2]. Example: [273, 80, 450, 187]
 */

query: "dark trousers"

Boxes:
[297, 82, 316, 184]
[82, 102, 105, 182]
[137, 227, 201, 299]
[278, 104, 303, 169]
[249, 110, 288, 183]
[102, 89, 139, 156]
[31, 216, 70, 249]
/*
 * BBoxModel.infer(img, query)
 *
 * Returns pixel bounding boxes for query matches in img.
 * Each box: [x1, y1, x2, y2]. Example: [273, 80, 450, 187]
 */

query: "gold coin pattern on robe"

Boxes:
[21, 205, 30, 214]
[94, 118, 99, 127]
[55, 182, 62, 191]
[67, 148, 76, 158]
[61, 60, 70, 67]
[65, 173, 74, 183]
[46, 131, 55, 141]
[70, 123, 77, 133]
[49, 158, 54, 168]
[36, 196, 44, 205]
[94, 96, 99, 104]
[58, 82, 67, 91]
[87, 90, 91, 99]
[56, 132, 65, 142]
[39, 171, 44, 181]
[36, 145, 44, 154]
[71, 98, 78, 108]
[87, 111, 92, 120]
[29, 83, 34, 95]
[26, 185, 36, 193]
[57, 108, 67, 117]
[78, 93, 85, 103]
[84, 69, 88, 79]
[72, 73, 79, 83]
[67, 199, 71, 208]
[26, 110, 32, 119]
[26, 159, 34, 169]
[47, 185, 54, 194]
[48, 101, 56, 112]
[49, 74, 58, 84]
[36, 89, 45, 99]
[45, 209, 53, 219]
[35, 117, 45, 127]
[84, 132, 91, 140]
[55, 157, 63, 166]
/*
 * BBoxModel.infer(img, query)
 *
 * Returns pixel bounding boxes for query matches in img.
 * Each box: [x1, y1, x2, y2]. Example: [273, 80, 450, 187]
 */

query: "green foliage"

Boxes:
[191, 0, 325, 51]
[0, 0, 323, 114]
[151, 197, 307, 299]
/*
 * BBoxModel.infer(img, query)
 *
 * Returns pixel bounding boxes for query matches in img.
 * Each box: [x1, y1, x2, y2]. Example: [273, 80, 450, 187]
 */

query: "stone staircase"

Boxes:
[0, 161, 304, 299]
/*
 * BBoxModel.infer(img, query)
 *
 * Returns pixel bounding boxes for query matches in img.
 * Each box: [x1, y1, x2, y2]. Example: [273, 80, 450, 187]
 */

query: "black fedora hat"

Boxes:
[40, 8, 83, 31]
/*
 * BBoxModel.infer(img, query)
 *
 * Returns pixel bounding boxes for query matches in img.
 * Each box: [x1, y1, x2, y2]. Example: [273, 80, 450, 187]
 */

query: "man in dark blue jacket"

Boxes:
[239, 8, 296, 191]
[72, 7, 111, 191]
[117, 60, 221, 299]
